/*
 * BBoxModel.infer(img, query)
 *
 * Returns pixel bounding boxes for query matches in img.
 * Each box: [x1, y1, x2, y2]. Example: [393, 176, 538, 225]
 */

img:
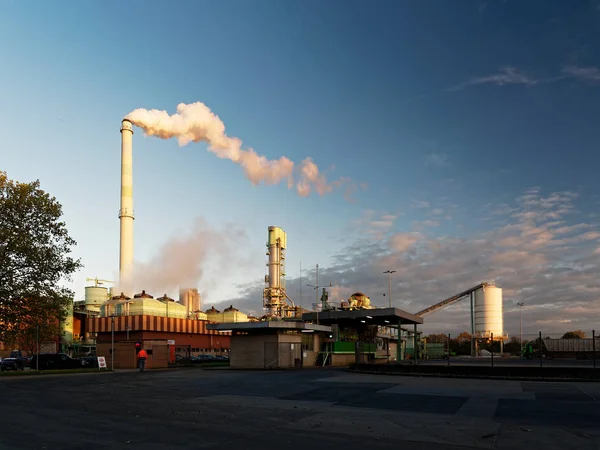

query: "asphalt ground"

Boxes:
[2, 367, 600, 449]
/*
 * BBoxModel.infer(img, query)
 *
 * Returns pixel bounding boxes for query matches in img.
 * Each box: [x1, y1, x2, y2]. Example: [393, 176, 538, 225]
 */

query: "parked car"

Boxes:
[0, 358, 25, 371]
[9, 350, 30, 368]
[81, 356, 99, 368]
[29, 353, 83, 370]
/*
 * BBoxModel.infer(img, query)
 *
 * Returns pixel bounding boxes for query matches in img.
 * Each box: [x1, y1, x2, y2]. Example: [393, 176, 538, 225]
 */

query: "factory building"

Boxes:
[100, 291, 205, 320]
[89, 314, 231, 368]
[83, 287, 235, 368]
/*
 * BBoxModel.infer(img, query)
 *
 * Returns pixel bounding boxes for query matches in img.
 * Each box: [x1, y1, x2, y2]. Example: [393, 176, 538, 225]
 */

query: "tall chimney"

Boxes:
[119, 119, 134, 290]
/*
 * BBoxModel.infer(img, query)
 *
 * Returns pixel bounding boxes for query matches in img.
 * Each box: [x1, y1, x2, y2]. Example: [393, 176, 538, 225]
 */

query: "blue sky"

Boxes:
[2, 0, 600, 335]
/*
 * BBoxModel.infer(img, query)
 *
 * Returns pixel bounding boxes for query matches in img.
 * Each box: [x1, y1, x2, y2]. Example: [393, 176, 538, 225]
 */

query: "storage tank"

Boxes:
[474, 285, 504, 339]
[85, 286, 108, 312]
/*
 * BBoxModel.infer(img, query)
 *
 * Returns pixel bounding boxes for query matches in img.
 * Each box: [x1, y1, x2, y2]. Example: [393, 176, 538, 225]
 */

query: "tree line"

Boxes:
[0, 171, 81, 355]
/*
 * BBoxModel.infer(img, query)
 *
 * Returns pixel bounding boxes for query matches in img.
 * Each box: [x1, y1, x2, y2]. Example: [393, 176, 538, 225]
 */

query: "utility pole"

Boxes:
[517, 302, 524, 350]
[383, 270, 396, 308]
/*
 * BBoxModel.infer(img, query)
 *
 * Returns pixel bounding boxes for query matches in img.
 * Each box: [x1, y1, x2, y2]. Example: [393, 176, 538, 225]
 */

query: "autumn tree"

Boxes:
[562, 330, 586, 339]
[0, 171, 82, 350]
[425, 333, 449, 343]
[503, 336, 521, 354]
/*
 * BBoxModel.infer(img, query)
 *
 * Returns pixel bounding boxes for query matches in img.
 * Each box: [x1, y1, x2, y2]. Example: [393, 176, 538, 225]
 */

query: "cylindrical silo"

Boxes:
[85, 286, 109, 312]
[474, 285, 503, 339]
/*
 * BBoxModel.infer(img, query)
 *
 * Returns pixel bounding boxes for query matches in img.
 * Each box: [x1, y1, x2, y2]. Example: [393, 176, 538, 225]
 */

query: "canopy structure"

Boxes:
[301, 307, 423, 327]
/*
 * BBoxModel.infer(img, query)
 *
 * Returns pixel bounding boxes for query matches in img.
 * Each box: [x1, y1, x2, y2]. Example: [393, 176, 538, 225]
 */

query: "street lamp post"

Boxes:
[315, 263, 319, 325]
[383, 270, 396, 308]
[307, 264, 333, 326]
[517, 302, 524, 350]
[110, 315, 115, 371]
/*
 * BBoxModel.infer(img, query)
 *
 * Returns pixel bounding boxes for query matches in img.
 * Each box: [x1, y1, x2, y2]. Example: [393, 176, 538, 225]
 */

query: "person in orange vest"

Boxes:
[137, 348, 148, 372]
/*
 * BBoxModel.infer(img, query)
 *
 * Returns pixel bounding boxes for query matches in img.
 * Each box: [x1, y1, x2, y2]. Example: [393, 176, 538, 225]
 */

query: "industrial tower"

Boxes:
[263, 226, 296, 318]
[119, 119, 134, 292]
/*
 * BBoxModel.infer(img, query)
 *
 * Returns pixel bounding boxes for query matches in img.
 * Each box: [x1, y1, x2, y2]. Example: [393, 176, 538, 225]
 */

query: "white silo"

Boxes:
[474, 285, 504, 339]
[85, 286, 109, 313]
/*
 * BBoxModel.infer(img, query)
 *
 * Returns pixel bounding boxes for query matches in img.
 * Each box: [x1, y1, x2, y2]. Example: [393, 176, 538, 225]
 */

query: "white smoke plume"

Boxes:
[116, 218, 249, 300]
[125, 101, 348, 197]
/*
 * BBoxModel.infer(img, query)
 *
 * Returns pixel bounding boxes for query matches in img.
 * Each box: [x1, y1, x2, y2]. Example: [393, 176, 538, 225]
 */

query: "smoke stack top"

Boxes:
[125, 101, 346, 197]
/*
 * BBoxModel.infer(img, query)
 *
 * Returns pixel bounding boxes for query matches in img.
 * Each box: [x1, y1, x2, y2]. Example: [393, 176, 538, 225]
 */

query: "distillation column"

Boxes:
[263, 226, 287, 317]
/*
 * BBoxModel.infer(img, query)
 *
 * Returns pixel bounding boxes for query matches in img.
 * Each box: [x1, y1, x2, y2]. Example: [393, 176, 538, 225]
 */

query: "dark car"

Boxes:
[0, 358, 25, 371]
[30, 353, 83, 370]
[9, 350, 30, 368]
[81, 356, 99, 368]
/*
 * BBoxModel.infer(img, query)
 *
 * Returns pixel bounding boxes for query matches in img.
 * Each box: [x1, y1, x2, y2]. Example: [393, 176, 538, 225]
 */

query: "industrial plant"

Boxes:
[47, 116, 514, 370]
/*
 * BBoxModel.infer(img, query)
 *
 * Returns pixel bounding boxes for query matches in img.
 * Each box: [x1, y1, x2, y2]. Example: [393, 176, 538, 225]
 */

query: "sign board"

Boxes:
[167, 340, 175, 345]
[97, 356, 107, 370]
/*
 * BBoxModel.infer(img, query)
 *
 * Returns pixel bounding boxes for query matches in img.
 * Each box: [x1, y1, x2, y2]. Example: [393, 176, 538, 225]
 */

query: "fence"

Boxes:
[356, 329, 600, 369]
[264, 342, 303, 369]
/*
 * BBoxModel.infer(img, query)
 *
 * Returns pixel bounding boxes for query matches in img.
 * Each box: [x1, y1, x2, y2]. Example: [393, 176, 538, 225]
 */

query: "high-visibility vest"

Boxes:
[138, 350, 148, 359]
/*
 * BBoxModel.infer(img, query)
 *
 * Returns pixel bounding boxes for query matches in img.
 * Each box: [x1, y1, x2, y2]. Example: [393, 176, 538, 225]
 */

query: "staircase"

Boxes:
[314, 351, 330, 367]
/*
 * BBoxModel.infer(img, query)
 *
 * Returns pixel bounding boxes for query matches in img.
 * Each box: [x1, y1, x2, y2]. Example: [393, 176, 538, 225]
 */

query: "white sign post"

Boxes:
[97, 356, 108, 370]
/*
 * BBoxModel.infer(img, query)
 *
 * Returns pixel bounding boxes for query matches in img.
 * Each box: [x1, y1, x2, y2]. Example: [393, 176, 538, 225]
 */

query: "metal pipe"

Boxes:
[119, 119, 134, 293]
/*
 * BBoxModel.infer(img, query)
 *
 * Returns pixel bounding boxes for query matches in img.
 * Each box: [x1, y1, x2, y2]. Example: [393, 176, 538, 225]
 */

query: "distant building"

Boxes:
[179, 288, 202, 316]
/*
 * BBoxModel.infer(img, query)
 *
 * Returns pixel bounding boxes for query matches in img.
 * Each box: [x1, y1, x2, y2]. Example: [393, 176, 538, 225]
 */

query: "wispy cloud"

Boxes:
[411, 200, 431, 209]
[449, 66, 538, 91]
[425, 153, 449, 167]
[561, 65, 600, 82]
[352, 210, 399, 239]
[450, 65, 600, 92]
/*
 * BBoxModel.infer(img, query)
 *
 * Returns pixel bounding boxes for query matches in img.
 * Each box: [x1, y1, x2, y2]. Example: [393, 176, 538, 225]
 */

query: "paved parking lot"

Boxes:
[2, 368, 600, 449]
